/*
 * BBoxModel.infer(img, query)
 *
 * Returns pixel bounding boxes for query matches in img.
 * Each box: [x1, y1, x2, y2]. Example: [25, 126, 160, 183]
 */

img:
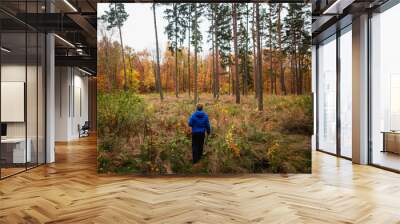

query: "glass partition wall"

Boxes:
[370, 3, 400, 171]
[0, 2, 46, 179]
[316, 25, 352, 159]
[317, 35, 337, 155]
[316, 0, 400, 172]
[339, 26, 352, 159]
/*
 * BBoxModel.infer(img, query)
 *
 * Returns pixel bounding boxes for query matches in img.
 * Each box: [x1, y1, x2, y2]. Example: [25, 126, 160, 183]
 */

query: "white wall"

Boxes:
[55, 67, 89, 141]
[55, 67, 70, 141]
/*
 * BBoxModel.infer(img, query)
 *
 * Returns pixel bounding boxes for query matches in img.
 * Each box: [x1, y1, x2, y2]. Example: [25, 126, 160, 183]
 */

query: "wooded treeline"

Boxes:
[98, 3, 311, 110]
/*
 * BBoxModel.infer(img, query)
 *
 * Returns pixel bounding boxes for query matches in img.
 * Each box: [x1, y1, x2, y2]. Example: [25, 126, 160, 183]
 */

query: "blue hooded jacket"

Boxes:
[188, 110, 211, 134]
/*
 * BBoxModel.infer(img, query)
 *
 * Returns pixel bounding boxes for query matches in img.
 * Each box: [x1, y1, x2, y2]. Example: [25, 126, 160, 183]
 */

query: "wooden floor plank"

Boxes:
[0, 136, 399, 223]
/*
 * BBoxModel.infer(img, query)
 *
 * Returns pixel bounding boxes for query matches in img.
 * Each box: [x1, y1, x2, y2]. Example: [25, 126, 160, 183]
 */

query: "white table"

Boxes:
[1, 138, 31, 163]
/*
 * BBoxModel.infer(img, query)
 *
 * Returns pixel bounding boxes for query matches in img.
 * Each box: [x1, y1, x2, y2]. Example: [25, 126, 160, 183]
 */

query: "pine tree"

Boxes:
[164, 3, 186, 97]
[181, 3, 196, 98]
[276, 3, 286, 95]
[232, 3, 240, 104]
[284, 3, 308, 95]
[191, 3, 203, 104]
[215, 3, 232, 98]
[251, 4, 258, 99]
[100, 3, 129, 90]
[205, 4, 217, 98]
[262, 4, 277, 95]
[237, 3, 252, 96]
[256, 3, 263, 111]
[298, 4, 312, 94]
[153, 3, 163, 100]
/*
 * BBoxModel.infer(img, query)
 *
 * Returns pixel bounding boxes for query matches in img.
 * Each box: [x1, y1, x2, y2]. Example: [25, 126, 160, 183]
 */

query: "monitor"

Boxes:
[1, 123, 7, 137]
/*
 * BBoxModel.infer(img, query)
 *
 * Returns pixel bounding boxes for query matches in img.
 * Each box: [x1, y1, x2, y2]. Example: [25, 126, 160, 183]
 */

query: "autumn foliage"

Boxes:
[97, 3, 312, 174]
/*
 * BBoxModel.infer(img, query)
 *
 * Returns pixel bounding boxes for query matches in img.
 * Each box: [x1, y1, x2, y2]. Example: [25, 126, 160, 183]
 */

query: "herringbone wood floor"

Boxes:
[1, 136, 400, 224]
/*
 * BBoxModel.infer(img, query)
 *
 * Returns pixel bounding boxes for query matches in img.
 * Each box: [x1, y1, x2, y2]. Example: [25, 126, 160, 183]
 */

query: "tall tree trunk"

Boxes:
[202, 58, 206, 92]
[194, 4, 199, 104]
[268, 8, 274, 95]
[115, 3, 127, 91]
[294, 46, 299, 95]
[139, 63, 145, 92]
[233, 3, 240, 104]
[166, 62, 170, 90]
[153, 3, 163, 100]
[188, 13, 191, 97]
[256, 3, 263, 111]
[183, 54, 186, 92]
[127, 53, 133, 89]
[174, 4, 179, 97]
[228, 65, 231, 95]
[291, 28, 297, 95]
[243, 4, 249, 96]
[277, 4, 286, 95]
[274, 65, 277, 94]
[298, 54, 303, 95]
[211, 7, 216, 98]
[297, 53, 300, 95]
[104, 36, 112, 90]
[209, 58, 213, 93]
[280, 62, 286, 95]
[252, 5, 258, 99]
[232, 64, 235, 95]
[175, 50, 179, 97]
[212, 40, 216, 97]
[118, 26, 127, 91]
[215, 5, 220, 99]
[152, 58, 158, 92]
[293, 53, 297, 94]
[184, 61, 186, 93]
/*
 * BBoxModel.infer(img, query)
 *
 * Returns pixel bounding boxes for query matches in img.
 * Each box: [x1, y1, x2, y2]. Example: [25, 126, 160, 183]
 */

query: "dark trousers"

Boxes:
[192, 132, 205, 164]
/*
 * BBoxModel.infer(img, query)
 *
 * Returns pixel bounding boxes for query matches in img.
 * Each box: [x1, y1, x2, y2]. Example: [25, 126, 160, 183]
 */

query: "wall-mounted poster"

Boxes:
[97, 2, 312, 175]
[1, 82, 25, 122]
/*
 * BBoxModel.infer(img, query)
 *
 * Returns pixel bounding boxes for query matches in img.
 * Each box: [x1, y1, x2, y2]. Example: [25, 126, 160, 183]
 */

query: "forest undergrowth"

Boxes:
[97, 92, 312, 174]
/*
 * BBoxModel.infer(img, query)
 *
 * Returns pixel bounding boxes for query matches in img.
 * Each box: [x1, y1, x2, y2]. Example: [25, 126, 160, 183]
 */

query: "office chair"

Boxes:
[79, 121, 90, 138]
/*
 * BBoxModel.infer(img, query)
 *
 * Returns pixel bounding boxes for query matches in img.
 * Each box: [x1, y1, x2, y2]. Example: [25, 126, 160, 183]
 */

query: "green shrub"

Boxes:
[266, 134, 311, 173]
[270, 95, 313, 135]
[97, 91, 148, 172]
[97, 155, 111, 173]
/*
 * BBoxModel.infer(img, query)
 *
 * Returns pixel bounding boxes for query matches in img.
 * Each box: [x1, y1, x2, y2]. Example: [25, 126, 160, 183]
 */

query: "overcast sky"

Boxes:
[97, 3, 299, 58]
[97, 3, 212, 57]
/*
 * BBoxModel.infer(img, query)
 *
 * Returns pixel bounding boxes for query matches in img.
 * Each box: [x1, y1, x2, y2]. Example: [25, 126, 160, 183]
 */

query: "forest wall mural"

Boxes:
[97, 2, 312, 174]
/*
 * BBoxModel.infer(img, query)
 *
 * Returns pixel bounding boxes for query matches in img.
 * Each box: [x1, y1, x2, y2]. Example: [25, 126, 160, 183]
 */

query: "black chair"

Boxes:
[79, 121, 90, 138]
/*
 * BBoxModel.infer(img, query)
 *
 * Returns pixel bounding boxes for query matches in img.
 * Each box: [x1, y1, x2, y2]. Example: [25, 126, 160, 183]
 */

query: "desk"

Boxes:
[382, 131, 400, 154]
[1, 138, 31, 163]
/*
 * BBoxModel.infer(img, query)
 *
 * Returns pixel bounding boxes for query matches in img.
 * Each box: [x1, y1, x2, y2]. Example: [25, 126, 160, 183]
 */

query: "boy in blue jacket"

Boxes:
[188, 103, 211, 164]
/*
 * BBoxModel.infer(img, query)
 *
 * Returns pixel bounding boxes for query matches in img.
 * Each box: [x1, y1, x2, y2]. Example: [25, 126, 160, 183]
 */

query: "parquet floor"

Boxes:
[0, 167, 26, 178]
[1, 136, 400, 224]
